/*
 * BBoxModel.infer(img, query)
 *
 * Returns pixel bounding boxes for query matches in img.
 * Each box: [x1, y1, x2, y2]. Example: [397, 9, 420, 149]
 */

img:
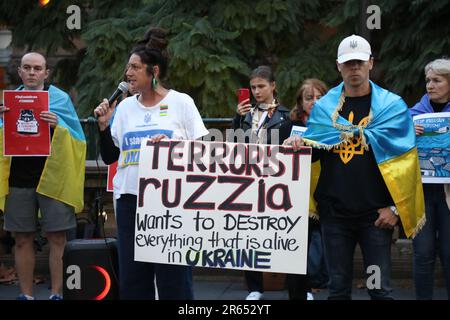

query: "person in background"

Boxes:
[409, 58, 450, 300]
[234, 65, 290, 300]
[0, 52, 86, 300]
[290, 79, 328, 125]
[283, 34, 425, 300]
[280, 78, 329, 300]
[94, 27, 208, 300]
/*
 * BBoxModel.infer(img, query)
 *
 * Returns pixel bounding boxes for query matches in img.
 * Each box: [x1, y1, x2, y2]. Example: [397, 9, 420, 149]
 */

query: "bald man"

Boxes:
[0, 52, 86, 300]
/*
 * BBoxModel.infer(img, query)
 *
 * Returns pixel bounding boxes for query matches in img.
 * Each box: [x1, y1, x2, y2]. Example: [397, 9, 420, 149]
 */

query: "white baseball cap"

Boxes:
[337, 34, 372, 64]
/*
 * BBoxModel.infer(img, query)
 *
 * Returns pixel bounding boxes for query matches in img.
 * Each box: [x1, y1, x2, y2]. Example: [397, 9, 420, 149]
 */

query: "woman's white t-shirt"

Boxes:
[110, 89, 209, 199]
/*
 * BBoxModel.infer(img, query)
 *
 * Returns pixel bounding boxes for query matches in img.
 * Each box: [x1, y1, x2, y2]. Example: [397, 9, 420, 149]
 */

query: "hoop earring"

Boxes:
[152, 77, 158, 90]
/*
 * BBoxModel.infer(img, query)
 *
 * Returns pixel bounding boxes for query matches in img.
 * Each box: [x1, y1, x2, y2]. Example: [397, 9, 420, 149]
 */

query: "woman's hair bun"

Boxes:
[141, 27, 168, 52]
[132, 27, 170, 79]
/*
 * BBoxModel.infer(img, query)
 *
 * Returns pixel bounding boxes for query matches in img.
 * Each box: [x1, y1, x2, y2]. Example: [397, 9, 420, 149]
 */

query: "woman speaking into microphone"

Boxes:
[94, 27, 208, 300]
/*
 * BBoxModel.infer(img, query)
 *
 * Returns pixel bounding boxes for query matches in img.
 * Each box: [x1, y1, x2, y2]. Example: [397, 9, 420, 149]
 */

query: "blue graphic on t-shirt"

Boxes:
[144, 113, 152, 123]
[121, 129, 173, 166]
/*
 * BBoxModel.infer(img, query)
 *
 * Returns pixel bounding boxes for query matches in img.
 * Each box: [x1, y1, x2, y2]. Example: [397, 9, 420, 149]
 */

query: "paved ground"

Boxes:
[1, 239, 447, 301]
[0, 276, 447, 300]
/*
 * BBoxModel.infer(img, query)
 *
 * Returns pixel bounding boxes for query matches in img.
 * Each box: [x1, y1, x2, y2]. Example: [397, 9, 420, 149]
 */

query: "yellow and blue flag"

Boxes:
[0, 85, 86, 213]
[303, 81, 425, 238]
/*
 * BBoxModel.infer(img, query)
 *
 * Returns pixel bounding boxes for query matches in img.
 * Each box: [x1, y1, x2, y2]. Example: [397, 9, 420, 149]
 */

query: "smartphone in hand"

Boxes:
[237, 88, 250, 104]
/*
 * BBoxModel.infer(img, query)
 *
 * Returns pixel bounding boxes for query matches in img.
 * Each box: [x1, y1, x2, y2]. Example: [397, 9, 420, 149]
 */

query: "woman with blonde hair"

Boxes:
[409, 58, 450, 300]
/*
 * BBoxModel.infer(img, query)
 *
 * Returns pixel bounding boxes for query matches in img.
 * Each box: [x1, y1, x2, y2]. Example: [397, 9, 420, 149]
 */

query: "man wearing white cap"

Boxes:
[284, 35, 425, 299]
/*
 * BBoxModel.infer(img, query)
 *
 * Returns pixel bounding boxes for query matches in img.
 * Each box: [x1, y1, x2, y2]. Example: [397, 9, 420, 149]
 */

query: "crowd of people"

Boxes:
[0, 30, 449, 301]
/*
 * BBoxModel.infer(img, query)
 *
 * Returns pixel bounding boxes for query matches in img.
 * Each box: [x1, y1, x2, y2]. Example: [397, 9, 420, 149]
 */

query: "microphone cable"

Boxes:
[88, 115, 120, 291]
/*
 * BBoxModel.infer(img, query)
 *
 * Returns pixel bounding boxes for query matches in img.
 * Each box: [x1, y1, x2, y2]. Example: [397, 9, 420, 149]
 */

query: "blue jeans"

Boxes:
[413, 184, 450, 300]
[116, 194, 194, 300]
[321, 214, 393, 300]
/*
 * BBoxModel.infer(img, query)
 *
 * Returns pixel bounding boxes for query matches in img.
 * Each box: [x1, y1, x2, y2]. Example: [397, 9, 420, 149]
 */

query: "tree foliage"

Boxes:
[375, 0, 450, 103]
[0, 0, 86, 53]
[323, 0, 450, 104]
[74, 0, 337, 117]
[2, 0, 449, 117]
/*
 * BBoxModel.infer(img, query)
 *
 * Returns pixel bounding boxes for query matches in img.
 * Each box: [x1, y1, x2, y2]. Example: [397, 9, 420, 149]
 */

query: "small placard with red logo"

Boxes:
[3, 90, 50, 156]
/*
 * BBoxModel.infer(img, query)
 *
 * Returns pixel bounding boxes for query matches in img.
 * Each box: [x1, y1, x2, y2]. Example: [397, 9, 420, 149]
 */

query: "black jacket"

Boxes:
[232, 105, 290, 145]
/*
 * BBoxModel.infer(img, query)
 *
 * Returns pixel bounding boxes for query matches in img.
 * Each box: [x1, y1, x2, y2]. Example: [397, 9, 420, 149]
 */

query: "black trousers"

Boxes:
[245, 271, 264, 292]
[287, 274, 309, 300]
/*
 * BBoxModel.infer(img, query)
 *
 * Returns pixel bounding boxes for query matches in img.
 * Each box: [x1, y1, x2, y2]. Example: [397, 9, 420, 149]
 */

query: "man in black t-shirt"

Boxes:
[284, 35, 425, 299]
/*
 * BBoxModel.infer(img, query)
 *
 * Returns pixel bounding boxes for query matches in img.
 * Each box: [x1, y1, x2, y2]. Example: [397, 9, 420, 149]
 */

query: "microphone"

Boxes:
[108, 81, 130, 106]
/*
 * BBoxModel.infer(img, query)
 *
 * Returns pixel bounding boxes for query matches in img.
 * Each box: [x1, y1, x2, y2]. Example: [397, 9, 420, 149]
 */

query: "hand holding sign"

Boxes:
[39, 111, 58, 128]
[283, 135, 305, 152]
[0, 104, 10, 120]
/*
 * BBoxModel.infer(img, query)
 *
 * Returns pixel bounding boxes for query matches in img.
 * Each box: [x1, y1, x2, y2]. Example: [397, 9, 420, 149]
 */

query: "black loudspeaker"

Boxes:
[63, 238, 119, 300]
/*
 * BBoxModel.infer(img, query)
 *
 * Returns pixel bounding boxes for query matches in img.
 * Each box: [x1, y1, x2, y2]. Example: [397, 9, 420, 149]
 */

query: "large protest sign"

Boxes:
[413, 112, 450, 183]
[135, 140, 311, 275]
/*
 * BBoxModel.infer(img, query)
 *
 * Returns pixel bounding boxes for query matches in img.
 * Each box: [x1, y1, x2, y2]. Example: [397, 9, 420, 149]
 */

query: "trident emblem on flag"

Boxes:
[333, 112, 369, 164]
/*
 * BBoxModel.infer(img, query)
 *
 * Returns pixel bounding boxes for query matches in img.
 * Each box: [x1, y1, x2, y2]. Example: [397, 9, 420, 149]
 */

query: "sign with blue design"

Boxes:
[413, 112, 450, 183]
[290, 125, 307, 138]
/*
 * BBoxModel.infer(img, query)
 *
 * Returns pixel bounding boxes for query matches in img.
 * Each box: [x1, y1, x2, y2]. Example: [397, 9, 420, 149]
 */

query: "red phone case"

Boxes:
[237, 88, 250, 104]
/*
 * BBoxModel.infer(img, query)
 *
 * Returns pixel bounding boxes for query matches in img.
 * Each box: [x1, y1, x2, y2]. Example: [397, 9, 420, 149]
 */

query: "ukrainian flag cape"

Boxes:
[304, 81, 425, 238]
[0, 85, 86, 213]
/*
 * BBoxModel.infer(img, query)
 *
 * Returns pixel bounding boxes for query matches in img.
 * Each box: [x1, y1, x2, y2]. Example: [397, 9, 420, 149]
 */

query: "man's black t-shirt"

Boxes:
[9, 84, 51, 188]
[314, 93, 394, 219]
